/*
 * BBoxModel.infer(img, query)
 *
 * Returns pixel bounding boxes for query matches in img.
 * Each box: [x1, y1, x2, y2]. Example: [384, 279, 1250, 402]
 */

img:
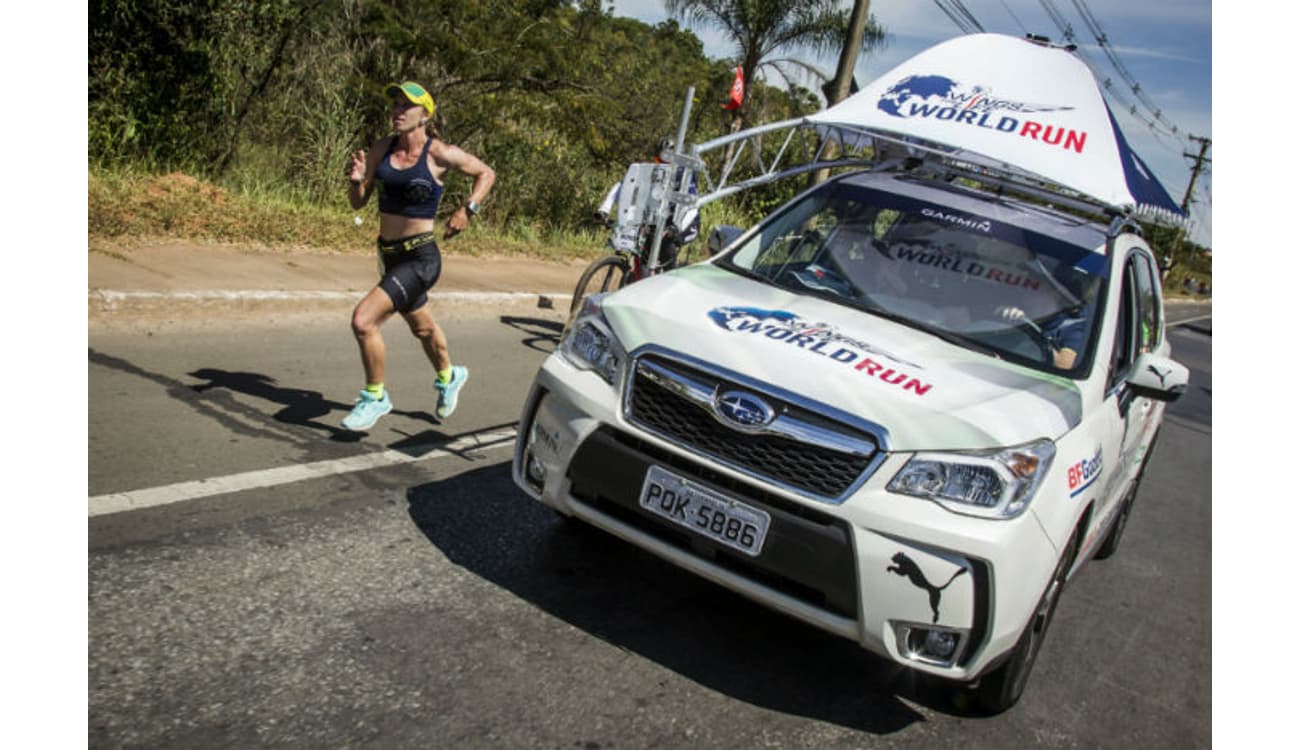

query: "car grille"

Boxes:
[625, 353, 882, 501]
[566, 427, 860, 619]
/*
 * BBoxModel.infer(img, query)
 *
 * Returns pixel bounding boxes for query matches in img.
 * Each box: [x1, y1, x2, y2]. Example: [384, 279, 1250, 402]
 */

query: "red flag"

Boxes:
[723, 65, 744, 110]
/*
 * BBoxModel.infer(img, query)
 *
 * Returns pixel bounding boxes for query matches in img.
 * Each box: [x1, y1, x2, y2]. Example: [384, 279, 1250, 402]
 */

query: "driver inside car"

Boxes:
[994, 269, 1100, 369]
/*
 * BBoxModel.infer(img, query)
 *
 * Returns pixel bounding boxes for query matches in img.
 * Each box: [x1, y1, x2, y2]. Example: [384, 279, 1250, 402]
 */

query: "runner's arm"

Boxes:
[346, 137, 388, 209]
[434, 143, 496, 238]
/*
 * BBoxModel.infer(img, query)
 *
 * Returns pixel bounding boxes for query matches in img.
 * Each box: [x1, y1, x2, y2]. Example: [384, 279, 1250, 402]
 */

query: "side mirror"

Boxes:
[707, 225, 744, 256]
[1126, 352, 1189, 402]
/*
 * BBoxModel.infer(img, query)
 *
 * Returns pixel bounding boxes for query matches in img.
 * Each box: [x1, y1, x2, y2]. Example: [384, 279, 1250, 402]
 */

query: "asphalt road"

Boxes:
[88, 303, 1212, 749]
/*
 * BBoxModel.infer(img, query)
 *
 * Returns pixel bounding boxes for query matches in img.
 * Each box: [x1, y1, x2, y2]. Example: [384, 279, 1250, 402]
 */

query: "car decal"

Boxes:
[707, 306, 934, 397]
[886, 552, 967, 623]
[1068, 445, 1103, 498]
[886, 242, 1041, 290]
[1147, 363, 1172, 387]
[877, 75, 1087, 155]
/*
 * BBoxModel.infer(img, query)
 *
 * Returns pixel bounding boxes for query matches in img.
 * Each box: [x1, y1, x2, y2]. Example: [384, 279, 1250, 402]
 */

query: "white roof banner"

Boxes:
[806, 33, 1183, 216]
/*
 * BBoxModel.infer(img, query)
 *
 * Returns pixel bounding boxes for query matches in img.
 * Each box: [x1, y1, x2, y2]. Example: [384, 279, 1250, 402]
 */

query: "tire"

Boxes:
[973, 528, 1080, 714]
[570, 254, 632, 315]
[1094, 428, 1159, 561]
[1091, 485, 1134, 560]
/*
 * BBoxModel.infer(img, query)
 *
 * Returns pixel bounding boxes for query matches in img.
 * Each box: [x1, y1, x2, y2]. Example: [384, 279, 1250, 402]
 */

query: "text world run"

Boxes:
[893, 245, 1042, 290]
[906, 103, 1087, 154]
[728, 320, 933, 396]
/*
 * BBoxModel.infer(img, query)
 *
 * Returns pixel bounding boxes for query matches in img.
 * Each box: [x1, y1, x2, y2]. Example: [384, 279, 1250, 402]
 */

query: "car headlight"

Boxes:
[887, 439, 1055, 519]
[560, 293, 625, 385]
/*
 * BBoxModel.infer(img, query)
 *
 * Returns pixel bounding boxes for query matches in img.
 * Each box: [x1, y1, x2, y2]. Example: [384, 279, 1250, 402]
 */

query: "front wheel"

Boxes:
[973, 528, 1080, 714]
[570, 254, 632, 315]
[1092, 485, 1135, 561]
[1094, 429, 1159, 561]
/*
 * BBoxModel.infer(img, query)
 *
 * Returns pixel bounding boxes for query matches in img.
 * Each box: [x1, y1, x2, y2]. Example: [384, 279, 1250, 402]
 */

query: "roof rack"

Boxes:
[675, 116, 1126, 218]
[626, 78, 1188, 269]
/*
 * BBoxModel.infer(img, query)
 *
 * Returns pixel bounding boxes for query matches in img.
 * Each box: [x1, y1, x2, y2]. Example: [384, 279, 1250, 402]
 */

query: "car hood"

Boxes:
[601, 264, 1082, 452]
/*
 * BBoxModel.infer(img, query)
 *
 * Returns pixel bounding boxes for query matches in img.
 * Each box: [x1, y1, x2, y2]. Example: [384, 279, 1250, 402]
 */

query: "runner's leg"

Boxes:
[401, 303, 451, 373]
[352, 286, 397, 385]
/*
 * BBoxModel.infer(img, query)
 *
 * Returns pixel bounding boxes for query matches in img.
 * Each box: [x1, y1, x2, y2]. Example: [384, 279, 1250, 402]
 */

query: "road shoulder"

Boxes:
[90, 240, 588, 330]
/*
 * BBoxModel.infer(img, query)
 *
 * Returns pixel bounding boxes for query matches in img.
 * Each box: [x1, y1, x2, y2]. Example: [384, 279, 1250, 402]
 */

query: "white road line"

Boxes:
[91, 289, 570, 303]
[1171, 314, 1211, 327]
[88, 426, 519, 517]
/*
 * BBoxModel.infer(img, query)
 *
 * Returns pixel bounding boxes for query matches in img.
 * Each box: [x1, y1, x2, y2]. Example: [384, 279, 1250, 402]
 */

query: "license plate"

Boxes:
[638, 466, 771, 557]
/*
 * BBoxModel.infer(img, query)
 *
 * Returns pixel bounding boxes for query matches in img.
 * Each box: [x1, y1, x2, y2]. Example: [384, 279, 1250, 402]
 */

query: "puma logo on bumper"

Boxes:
[886, 552, 968, 623]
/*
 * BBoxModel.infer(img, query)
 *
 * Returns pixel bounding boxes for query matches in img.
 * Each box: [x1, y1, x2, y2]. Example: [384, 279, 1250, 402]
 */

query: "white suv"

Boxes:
[512, 166, 1187, 712]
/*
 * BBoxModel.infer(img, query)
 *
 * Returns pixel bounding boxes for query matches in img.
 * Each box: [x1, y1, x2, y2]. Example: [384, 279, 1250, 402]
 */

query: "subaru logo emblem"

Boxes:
[715, 390, 776, 431]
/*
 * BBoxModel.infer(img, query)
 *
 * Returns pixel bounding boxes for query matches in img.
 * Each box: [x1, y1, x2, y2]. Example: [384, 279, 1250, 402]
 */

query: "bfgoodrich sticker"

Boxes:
[1068, 446, 1102, 497]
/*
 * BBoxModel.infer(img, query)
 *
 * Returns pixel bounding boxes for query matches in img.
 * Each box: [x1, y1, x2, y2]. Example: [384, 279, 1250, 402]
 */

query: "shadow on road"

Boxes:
[499, 315, 563, 354]
[406, 464, 984, 733]
[89, 348, 364, 445]
[188, 368, 361, 439]
[186, 367, 451, 441]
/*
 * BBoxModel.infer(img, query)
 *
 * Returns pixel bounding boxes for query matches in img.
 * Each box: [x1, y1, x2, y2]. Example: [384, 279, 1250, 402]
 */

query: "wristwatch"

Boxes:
[465, 200, 480, 216]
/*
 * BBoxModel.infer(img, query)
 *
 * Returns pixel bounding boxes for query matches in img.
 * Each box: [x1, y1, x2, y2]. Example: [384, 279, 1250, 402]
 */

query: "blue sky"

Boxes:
[610, 0, 1212, 247]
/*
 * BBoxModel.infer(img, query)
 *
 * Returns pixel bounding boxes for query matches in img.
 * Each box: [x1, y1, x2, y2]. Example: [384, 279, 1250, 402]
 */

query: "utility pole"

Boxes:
[826, 0, 872, 107]
[1181, 135, 1211, 212]
[811, 0, 872, 185]
[1170, 134, 1211, 278]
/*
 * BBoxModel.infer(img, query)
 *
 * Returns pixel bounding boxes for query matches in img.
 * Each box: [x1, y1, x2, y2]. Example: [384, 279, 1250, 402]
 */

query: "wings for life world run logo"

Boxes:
[707, 307, 933, 397]
[878, 75, 1087, 154]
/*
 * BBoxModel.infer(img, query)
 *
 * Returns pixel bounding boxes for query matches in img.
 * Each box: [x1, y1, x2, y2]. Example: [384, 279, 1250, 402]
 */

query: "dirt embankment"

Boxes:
[89, 241, 590, 330]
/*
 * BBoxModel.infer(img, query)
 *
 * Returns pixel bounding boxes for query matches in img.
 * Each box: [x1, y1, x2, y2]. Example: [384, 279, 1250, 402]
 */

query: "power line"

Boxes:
[933, 1, 983, 34]
[1036, 0, 1076, 42]
[998, 0, 1030, 34]
[933, 1, 971, 33]
[948, 0, 985, 32]
[1066, 0, 1183, 137]
[1033, 0, 1183, 148]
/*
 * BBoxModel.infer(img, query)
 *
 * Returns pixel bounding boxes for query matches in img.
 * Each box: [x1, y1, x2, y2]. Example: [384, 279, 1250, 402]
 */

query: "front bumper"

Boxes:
[512, 352, 1060, 681]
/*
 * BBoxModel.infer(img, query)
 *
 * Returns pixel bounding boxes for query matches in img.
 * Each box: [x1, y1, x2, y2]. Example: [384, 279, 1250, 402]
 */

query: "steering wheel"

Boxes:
[1011, 318, 1055, 362]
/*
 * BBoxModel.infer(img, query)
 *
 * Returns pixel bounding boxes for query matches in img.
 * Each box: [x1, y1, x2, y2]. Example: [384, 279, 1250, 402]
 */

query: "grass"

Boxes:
[93, 168, 1210, 299]
[89, 167, 611, 262]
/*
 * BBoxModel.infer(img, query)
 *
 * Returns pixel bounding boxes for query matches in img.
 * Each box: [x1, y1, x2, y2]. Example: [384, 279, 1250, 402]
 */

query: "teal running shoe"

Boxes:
[341, 389, 392, 431]
[435, 366, 469, 418]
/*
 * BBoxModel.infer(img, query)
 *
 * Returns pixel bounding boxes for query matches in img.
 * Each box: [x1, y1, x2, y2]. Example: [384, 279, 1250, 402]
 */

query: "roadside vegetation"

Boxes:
[87, 167, 613, 260]
[89, 0, 856, 260]
[89, 0, 1208, 292]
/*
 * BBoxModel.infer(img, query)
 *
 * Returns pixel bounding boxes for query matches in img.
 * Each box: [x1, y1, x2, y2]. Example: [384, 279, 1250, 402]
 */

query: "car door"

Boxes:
[1125, 250, 1165, 471]
[1098, 249, 1161, 514]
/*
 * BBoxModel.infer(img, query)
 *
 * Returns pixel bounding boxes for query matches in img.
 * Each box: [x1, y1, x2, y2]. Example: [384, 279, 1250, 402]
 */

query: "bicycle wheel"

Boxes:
[570, 254, 632, 315]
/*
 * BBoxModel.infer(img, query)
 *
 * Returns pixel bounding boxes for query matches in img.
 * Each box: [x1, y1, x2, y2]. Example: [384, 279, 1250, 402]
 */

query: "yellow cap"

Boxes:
[385, 81, 436, 117]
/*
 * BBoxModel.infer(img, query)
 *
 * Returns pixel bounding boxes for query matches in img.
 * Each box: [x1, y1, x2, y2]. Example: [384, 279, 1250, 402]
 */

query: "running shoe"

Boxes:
[341, 389, 392, 431]
[435, 366, 469, 418]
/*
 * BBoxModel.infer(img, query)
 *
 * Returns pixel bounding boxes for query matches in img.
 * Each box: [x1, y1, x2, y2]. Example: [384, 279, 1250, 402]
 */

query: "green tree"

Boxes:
[664, 0, 886, 140]
[88, 0, 835, 233]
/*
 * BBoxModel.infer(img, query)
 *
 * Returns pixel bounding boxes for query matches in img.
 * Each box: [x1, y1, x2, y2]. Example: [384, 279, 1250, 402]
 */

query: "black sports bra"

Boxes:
[375, 137, 443, 218]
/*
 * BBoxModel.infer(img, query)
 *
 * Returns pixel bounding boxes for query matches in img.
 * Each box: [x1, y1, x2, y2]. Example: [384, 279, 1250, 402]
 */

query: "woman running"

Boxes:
[342, 81, 495, 431]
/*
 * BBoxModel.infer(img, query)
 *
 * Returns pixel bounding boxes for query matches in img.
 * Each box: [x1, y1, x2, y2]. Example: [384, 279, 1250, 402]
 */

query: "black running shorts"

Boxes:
[377, 232, 442, 313]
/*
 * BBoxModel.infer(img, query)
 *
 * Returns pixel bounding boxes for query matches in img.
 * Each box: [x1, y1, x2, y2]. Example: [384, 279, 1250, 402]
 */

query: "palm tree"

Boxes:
[665, 0, 887, 137]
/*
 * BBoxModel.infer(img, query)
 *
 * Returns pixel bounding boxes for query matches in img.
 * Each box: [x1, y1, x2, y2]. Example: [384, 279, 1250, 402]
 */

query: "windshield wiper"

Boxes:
[919, 325, 1003, 359]
[863, 306, 1003, 359]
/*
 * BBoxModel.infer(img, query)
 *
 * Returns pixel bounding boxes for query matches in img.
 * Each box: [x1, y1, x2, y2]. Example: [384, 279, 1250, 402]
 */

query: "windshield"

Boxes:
[722, 180, 1108, 374]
